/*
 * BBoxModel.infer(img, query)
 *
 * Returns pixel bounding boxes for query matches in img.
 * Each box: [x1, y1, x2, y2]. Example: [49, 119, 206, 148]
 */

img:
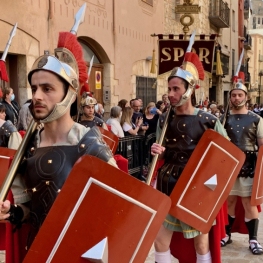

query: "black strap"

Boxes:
[7, 204, 24, 226]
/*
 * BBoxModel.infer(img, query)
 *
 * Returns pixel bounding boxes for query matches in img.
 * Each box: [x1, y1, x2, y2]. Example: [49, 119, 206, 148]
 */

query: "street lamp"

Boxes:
[259, 71, 263, 104]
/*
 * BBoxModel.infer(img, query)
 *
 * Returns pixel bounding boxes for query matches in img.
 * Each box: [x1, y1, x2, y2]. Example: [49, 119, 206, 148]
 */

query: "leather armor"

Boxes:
[0, 120, 17, 147]
[157, 110, 217, 196]
[79, 116, 104, 128]
[224, 111, 260, 178]
[21, 126, 113, 246]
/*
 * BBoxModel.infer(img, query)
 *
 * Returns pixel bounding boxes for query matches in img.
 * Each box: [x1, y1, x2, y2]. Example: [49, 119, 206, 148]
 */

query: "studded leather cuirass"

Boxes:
[0, 121, 17, 147]
[22, 126, 112, 246]
[157, 110, 217, 196]
[224, 111, 259, 151]
[224, 111, 260, 178]
[79, 116, 103, 128]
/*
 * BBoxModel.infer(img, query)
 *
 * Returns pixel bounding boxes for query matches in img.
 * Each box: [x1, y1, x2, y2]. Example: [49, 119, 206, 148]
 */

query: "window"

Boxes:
[136, 76, 156, 106]
[220, 53, 230, 75]
[79, 42, 100, 64]
[142, 0, 153, 6]
[232, 49, 235, 77]
[253, 17, 256, 29]
[259, 17, 261, 24]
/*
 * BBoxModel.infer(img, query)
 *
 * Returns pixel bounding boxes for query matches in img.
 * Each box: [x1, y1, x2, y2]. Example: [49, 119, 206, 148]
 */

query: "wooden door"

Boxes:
[87, 63, 104, 104]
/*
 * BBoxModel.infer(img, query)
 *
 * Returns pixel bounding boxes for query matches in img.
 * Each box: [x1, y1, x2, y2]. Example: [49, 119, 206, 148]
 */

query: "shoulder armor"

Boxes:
[0, 120, 17, 138]
[78, 126, 113, 163]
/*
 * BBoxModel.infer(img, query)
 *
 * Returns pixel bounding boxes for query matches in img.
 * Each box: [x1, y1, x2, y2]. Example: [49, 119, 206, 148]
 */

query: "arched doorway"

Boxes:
[78, 39, 109, 106]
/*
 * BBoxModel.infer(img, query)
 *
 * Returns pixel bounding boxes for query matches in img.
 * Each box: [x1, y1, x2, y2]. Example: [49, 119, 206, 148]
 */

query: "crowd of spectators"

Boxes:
[9, 84, 263, 142]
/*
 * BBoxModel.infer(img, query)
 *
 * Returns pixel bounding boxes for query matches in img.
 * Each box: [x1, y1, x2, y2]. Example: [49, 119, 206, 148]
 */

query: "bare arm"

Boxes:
[127, 126, 140, 135]
[257, 138, 263, 148]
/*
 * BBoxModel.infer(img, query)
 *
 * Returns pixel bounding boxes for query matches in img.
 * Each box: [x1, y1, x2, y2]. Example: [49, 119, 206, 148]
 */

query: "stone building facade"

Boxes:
[0, 0, 249, 111]
[161, 0, 246, 107]
[0, 0, 164, 115]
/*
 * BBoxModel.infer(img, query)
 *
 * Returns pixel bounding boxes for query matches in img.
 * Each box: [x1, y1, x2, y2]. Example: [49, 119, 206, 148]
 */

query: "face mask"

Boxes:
[94, 104, 99, 112]
[11, 94, 15, 101]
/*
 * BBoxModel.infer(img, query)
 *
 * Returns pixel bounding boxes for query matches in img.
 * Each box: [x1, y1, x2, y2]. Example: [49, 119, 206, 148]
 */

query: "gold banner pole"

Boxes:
[146, 106, 172, 185]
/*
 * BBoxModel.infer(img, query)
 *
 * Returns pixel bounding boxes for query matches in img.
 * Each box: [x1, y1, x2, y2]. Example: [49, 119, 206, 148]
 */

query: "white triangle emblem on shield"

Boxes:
[204, 174, 217, 191]
[81, 237, 108, 263]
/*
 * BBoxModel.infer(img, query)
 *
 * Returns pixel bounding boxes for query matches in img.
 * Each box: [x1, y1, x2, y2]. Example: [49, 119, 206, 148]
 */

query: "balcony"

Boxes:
[243, 34, 252, 50]
[209, 0, 230, 28]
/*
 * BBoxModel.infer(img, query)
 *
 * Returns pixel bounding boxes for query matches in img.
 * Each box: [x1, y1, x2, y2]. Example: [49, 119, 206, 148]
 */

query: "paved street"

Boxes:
[145, 208, 263, 263]
[1, 210, 263, 263]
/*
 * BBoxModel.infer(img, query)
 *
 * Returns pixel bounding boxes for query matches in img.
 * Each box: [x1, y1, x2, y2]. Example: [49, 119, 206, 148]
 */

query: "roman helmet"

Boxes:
[80, 93, 97, 108]
[27, 33, 89, 123]
[229, 49, 247, 110]
[28, 51, 80, 123]
[168, 31, 205, 107]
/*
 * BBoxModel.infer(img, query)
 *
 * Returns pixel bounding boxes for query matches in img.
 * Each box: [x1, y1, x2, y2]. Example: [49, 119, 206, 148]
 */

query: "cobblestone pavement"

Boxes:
[1, 212, 262, 263]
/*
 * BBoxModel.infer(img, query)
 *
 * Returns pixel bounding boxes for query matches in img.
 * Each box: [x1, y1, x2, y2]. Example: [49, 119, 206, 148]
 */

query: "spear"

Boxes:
[87, 55, 94, 81]
[0, 23, 18, 82]
[70, 3, 87, 35]
[222, 48, 245, 127]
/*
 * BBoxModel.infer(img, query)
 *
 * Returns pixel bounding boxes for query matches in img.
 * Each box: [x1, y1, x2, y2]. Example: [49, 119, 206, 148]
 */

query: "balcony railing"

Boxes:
[209, 0, 230, 28]
[244, 34, 252, 50]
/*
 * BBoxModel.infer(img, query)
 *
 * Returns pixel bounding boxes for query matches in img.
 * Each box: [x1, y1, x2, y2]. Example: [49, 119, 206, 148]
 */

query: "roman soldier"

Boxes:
[151, 31, 228, 263]
[78, 93, 108, 130]
[220, 49, 263, 255]
[0, 4, 117, 249]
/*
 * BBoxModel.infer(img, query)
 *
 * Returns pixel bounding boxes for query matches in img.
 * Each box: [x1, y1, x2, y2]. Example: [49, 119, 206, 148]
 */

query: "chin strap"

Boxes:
[231, 100, 246, 110]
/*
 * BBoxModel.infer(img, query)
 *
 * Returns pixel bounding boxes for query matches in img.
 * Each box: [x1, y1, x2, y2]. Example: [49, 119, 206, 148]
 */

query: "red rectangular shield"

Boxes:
[98, 127, 119, 154]
[23, 155, 171, 263]
[251, 145, 263, 206]
[169, 130, 245, 233]
[0, 147, 16, 186]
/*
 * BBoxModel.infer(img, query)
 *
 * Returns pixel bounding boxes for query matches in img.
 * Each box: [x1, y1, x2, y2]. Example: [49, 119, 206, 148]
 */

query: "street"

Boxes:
[145, 208, 263, 263]
[1, 209, 262, 263]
